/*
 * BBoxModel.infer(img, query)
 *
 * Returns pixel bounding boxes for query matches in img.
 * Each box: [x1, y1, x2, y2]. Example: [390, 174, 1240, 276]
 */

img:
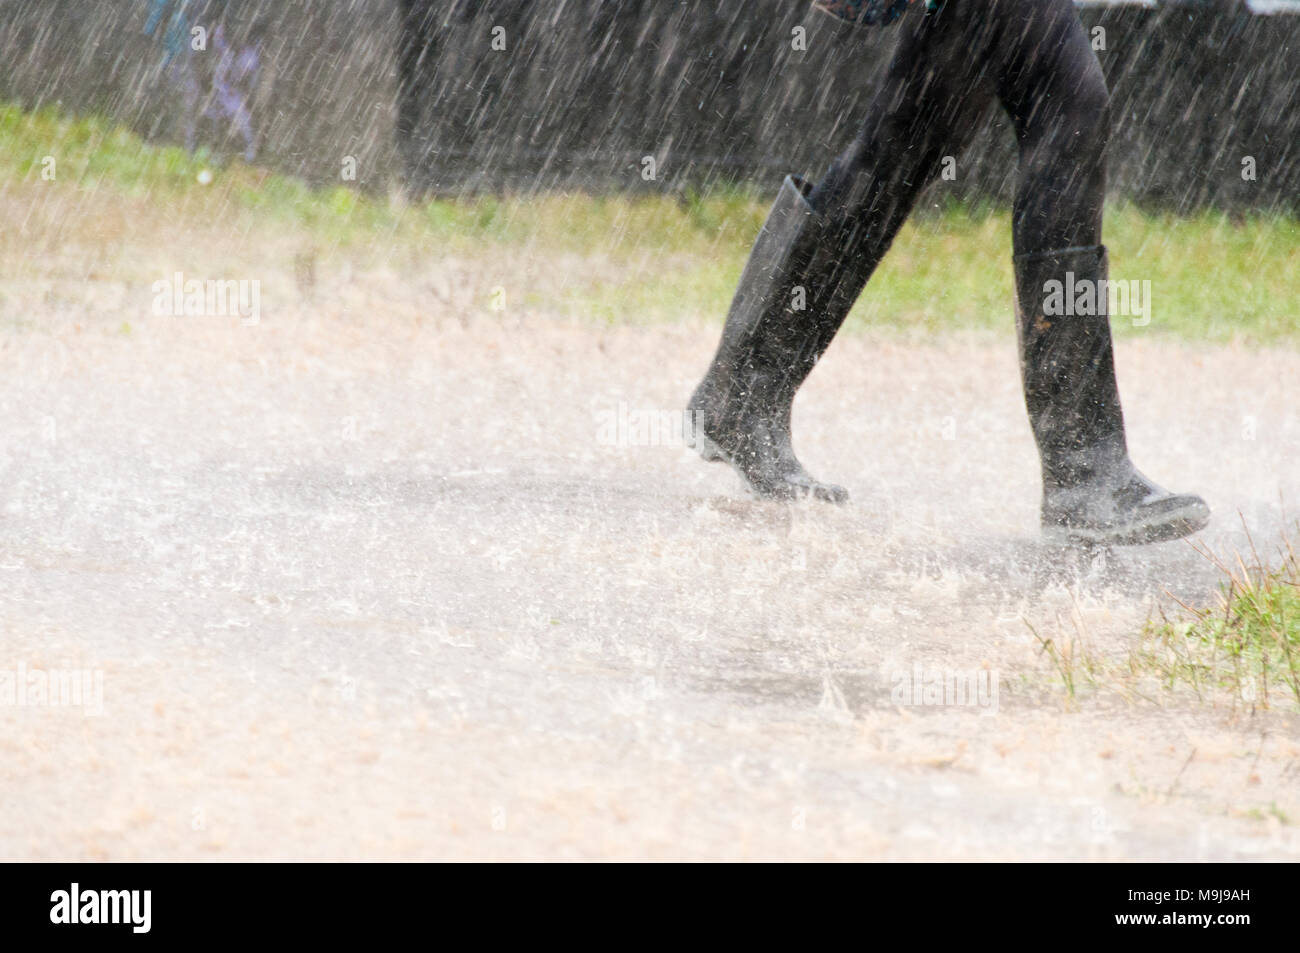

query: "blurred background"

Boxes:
[1, 0, 1297, 211]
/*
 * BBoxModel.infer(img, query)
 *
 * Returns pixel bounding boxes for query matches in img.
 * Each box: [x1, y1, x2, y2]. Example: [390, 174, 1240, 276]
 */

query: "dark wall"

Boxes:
[395, 0, 1300, 213]
[1, 1, 1297, 213]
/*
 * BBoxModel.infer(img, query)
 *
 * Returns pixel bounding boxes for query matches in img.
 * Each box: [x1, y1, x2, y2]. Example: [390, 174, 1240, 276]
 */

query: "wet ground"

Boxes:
[2, 282, 1299, 859]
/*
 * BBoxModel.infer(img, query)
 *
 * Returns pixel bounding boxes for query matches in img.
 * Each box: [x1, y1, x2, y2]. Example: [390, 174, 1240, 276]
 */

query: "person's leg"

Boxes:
[994, 0, 1208, 544]
[994, 0, 1107, 254]
[689, 3, 998, 501]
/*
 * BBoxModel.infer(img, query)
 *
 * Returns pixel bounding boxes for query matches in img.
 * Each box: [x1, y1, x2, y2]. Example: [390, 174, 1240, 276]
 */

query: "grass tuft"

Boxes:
[1140, 528, 1300, 710]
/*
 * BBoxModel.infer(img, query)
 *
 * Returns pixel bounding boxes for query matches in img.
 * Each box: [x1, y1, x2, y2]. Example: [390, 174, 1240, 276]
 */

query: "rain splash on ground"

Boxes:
[2, 245, 1299, 860]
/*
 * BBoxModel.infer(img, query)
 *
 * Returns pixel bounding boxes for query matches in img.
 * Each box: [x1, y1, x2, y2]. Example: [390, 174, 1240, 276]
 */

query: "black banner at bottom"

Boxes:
[0, 862, 1278, 942]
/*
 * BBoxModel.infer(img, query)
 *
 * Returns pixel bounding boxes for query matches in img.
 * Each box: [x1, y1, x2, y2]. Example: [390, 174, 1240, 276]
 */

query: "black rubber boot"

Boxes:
[688, 176, 873, 503]
[1014, 245, 1210, 545]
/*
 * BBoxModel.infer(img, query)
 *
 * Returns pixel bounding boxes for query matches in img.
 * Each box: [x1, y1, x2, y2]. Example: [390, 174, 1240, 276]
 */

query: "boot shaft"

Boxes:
[714, 175, 820, 371]
[709, 175, 882, 404]
[1013, 244, 1129, 490]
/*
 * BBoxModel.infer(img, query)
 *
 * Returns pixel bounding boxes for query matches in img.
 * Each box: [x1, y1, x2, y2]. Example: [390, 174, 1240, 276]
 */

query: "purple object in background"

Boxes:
[206, 22, 262, 162]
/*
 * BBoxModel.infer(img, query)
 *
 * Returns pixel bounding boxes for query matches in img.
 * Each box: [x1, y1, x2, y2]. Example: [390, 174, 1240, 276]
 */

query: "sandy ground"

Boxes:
[2, 243, 1300, 861]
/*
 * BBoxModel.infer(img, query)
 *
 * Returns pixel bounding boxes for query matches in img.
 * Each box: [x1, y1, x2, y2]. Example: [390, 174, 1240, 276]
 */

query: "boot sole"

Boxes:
[1042, 500, 1211, 548]
[693, 433, 849, 504]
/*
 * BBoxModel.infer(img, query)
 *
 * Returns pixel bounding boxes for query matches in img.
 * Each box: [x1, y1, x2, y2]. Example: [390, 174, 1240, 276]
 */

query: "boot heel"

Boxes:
[694, 432, 727, 463]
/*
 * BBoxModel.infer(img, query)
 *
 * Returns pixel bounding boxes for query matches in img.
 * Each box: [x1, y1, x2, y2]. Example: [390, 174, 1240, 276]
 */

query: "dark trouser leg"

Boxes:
[689, 4, 997, 501]
[996, 0, 1110, 255]
[996, 0, 1208, 544]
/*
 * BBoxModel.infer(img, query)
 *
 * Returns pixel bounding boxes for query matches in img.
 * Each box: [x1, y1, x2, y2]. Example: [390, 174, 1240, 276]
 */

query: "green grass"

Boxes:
[1024, 537, 1300, 714]
[1139, 535, 1300, 710]
[3, 102, 1298, 340]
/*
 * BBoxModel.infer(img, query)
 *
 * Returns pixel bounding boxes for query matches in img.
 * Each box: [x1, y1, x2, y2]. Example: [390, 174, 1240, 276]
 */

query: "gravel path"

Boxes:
[2, 303, 1298, 860]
